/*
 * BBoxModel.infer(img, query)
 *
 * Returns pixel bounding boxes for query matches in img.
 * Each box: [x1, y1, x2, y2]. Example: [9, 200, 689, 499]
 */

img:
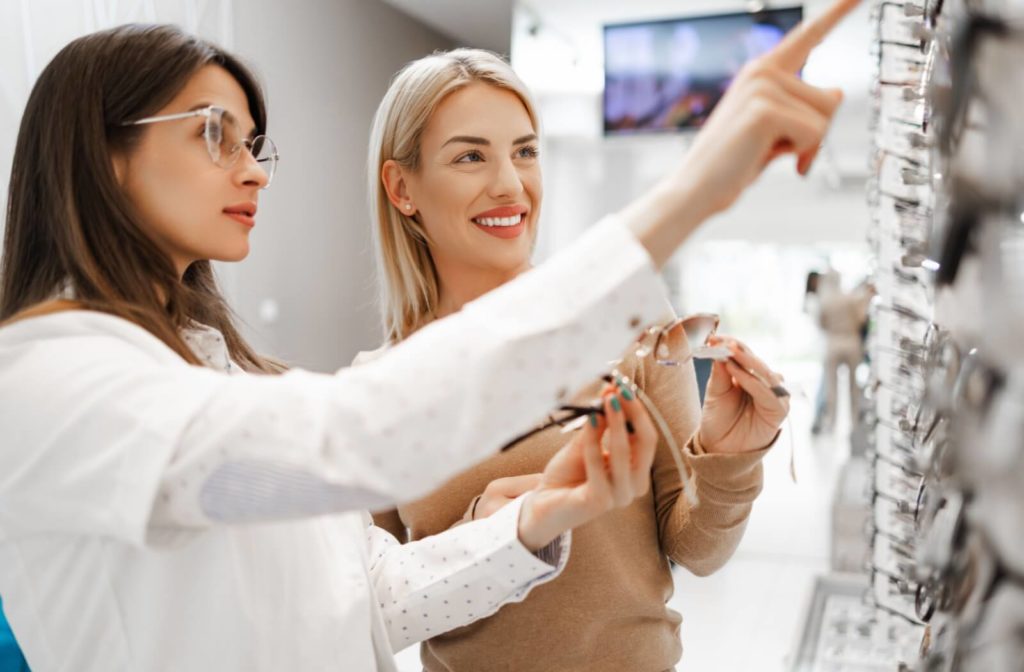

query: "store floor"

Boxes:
[395, 362, 849, 672]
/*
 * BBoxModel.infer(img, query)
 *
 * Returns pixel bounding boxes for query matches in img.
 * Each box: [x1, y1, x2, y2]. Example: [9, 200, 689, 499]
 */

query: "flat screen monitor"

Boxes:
[603, 7, 804, 134]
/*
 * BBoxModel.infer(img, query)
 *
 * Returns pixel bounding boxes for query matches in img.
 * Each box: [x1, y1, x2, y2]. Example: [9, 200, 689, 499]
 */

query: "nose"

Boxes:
[234, 146, 270, 190]
[488, 155, 524, 200]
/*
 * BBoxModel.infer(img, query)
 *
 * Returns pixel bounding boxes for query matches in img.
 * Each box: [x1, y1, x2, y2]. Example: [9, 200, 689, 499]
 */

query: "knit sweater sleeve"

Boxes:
[641, 325, 770, 577]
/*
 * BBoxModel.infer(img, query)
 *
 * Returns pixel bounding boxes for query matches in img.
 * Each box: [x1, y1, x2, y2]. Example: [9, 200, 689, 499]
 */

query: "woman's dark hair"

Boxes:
[0, 23, 283, 373]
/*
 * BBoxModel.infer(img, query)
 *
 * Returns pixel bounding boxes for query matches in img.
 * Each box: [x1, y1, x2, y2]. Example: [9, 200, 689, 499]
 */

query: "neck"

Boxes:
[433, 258, 531, 320]
[175, 257, 193, 281]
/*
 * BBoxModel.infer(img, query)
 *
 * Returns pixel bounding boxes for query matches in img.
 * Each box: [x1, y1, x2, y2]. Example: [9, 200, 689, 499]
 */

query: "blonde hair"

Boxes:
[367, 49, 539, 343]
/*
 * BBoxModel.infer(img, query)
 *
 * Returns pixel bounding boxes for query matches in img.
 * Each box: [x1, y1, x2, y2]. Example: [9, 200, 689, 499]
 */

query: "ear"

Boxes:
[381, 160, 417, 215]
[110, 151, 128, 187]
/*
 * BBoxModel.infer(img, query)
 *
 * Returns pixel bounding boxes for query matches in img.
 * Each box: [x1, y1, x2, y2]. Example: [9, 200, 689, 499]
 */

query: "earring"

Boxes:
[404, 203, 413, 212]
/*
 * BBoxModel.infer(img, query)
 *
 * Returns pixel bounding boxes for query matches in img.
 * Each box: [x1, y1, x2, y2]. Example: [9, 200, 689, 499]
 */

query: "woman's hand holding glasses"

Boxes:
[698, 337, 791, 454]
[513, 384, 658, 552]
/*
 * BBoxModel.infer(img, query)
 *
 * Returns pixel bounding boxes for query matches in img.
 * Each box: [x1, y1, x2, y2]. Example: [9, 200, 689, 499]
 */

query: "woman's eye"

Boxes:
[455, 151, 484, 164]
[516, 145, 539, 159]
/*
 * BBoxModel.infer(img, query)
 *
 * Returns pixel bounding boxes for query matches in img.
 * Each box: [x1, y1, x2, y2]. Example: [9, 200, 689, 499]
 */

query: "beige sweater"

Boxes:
[359, 326, 770, 672]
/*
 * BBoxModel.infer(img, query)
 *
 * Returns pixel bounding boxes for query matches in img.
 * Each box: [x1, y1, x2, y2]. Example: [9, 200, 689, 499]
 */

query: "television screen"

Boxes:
[603, 7, 804, 135]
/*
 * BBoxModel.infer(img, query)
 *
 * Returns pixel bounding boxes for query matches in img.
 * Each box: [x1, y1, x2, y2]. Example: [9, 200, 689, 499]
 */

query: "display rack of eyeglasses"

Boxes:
[859, 0, 1024, 669]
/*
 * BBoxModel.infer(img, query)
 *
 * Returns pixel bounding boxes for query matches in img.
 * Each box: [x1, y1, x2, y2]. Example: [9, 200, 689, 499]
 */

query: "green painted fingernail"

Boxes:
[619, 385, 634, 401]
[610, 396, 622, 412]
[589, 413, 599, 428]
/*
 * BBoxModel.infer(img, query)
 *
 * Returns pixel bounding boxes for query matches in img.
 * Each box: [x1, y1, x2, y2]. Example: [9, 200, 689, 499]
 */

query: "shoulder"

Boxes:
[2, 306, 155, 342]
[0, 308, 183, 369]
[0, 309, 217, 448]
[629, 297, 680, 361]
[350, 342, 392, 367]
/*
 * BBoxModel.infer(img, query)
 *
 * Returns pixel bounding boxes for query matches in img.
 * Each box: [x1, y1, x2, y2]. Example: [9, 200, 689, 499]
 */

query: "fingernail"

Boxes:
[610, 396, 622, 413]
[589, 413, 598, 428]
[626, 420, 635, 435]
[618, 384, 634, 401]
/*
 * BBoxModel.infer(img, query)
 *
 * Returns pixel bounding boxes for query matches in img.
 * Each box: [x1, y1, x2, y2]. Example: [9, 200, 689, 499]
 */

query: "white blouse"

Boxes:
[0, 216, 667, 671]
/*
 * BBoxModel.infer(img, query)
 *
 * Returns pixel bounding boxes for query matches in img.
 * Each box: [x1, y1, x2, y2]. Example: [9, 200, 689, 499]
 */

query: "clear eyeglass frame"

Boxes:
[122, 105, 279, 188]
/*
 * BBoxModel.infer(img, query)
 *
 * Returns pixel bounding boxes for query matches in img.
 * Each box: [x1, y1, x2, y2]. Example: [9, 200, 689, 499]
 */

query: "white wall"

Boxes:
[228, 0, 454, 370]
[379, 0, 514, 54]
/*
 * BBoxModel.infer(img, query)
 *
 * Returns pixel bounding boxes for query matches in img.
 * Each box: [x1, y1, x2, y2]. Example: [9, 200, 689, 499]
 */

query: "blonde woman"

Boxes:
[359, 49, 805, 671]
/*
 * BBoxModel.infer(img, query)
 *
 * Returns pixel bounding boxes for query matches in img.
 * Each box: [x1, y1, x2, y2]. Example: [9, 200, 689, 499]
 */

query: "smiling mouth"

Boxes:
[472, 214, 525, 228]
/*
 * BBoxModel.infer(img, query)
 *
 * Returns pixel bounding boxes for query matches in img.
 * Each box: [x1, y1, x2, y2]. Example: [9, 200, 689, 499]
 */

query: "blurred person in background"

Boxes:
[811, 269, 874, 434]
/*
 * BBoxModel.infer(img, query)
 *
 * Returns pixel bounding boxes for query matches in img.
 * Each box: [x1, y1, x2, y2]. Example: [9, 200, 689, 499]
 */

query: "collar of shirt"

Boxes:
[50, 285, 239, 374]
[181, 322, 239, 374]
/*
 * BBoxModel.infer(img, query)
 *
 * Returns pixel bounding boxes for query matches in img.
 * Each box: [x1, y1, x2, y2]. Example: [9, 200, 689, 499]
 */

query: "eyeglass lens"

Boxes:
[205, 107, 277, 185]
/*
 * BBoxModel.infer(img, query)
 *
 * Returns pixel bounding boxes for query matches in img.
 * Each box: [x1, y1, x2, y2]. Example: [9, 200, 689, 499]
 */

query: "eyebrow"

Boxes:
[441, 133, 538, 148]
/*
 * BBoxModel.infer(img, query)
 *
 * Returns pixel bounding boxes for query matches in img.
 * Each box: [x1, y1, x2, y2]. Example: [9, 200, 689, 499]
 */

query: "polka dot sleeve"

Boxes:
[364, 495, 570, 652]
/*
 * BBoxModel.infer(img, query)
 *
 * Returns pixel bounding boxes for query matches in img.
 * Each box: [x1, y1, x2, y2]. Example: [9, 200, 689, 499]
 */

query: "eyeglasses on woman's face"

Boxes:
[122, 105, 279, 188]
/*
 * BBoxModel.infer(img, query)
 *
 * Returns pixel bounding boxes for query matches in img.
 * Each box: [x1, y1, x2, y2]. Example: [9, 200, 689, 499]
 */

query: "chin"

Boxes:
[209, 242, 251, 263]
[485, 249, 531, 275]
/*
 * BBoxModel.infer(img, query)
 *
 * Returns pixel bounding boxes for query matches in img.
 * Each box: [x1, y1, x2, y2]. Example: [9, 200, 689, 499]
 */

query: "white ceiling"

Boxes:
[378, 0, 515, 54]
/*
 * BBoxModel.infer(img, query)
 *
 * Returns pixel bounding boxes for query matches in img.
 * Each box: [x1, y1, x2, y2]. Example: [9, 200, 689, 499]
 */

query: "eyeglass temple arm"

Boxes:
[123, 109, 208, 127]
[498, 425, 553, 453]
[498, 405, 606, 453]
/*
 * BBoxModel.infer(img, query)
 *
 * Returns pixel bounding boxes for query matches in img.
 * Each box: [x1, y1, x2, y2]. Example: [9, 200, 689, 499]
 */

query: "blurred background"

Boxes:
[0, 2, 880, 670]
